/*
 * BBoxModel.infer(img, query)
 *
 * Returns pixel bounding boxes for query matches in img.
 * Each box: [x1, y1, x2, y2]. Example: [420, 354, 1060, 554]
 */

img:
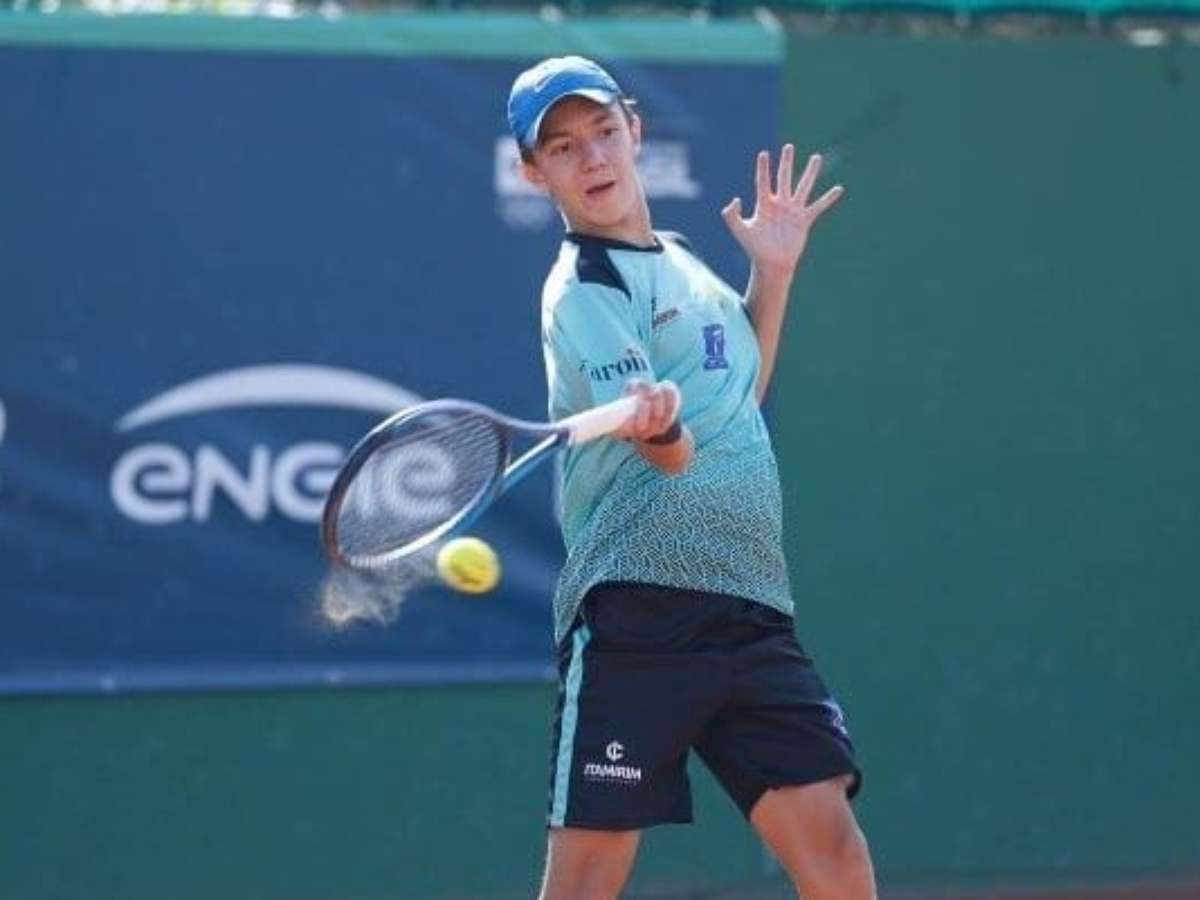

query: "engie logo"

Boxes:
[110, 365, 422, 526]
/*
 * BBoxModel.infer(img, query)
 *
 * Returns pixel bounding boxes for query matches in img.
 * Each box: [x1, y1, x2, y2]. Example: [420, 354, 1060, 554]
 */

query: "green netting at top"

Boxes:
[1, 0, 1199, 27]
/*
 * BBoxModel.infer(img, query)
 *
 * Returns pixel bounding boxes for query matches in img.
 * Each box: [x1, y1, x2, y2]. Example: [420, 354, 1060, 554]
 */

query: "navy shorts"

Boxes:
[546, 581, 861, 831]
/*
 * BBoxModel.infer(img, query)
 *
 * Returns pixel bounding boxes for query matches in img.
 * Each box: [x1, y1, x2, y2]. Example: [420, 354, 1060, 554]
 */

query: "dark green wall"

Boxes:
[0, 687, 776, 899]
[775, 30, 1200, 885]
[3, 26, 1199, 900]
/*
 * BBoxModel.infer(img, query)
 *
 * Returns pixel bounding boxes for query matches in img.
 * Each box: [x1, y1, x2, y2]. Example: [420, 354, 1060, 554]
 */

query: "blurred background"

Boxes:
[1, 1, 1197, 897]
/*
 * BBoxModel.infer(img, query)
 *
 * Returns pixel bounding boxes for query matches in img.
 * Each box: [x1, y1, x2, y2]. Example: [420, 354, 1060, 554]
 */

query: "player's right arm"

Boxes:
[543, 281, 692, 476]
[612, 378, 692, 475]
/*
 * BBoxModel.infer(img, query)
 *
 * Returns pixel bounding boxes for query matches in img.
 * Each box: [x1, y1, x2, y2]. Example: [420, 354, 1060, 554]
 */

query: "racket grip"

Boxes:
[563, 395, 640, 445]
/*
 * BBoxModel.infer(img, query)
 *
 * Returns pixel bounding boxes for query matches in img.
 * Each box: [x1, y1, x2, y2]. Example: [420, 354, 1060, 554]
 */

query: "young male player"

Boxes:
[509, 56, 878, 900]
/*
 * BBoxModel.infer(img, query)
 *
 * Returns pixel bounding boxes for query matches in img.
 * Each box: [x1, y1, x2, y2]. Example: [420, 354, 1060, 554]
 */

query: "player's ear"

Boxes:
[520, 157, 550, 194]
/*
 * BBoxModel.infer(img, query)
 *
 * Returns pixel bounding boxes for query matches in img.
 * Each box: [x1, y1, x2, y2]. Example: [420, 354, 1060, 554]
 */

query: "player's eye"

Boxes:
[548, 141, 570, 157]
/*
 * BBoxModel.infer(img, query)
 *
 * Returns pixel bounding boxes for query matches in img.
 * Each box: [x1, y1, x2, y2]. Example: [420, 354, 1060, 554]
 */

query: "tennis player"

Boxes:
[509, 56, 877, 900]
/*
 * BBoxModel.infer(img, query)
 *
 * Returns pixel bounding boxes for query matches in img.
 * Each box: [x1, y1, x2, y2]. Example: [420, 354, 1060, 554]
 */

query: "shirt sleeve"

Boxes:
[543, 281, 653, 420]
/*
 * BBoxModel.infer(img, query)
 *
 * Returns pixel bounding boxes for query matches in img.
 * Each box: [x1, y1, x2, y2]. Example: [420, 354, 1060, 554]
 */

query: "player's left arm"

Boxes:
[721, 145, 844, 404]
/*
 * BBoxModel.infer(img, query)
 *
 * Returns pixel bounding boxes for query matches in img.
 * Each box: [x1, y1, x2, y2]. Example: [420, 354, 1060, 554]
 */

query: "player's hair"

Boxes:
[519, 96, 639, 164]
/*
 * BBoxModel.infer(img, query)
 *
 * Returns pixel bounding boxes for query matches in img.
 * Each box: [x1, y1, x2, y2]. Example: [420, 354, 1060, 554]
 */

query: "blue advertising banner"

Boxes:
[0, 13, 781, 693]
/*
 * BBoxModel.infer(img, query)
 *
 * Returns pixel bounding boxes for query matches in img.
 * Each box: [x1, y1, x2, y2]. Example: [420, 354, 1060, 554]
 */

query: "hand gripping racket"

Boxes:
[320, 393, 642, 571]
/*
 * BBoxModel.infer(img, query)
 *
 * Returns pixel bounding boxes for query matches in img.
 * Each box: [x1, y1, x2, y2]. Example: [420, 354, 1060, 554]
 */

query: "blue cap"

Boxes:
[507, 56, 622, 150]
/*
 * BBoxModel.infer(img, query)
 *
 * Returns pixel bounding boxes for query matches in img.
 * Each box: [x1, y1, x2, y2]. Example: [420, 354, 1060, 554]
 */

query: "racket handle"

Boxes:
[562, 395, 640, 445]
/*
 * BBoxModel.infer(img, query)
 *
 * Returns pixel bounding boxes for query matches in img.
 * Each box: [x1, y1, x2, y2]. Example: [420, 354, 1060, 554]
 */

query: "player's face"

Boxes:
[522, 97, 647, 242]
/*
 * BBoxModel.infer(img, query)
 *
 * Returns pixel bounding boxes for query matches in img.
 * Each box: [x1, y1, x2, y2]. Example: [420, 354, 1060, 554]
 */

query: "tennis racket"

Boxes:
[320, 392, 645, 571]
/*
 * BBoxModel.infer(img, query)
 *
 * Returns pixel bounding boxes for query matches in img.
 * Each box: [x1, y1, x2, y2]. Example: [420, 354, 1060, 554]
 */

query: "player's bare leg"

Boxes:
[750, 774, 877, 900]
[538, 827, 641, 900]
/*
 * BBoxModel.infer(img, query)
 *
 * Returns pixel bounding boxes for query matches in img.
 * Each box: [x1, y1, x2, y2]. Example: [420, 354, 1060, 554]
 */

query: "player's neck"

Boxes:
[563, 200, 655, 248]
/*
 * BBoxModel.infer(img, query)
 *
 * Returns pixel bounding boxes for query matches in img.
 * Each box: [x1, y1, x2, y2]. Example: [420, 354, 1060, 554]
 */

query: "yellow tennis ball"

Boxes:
[436, 537, 501, 595]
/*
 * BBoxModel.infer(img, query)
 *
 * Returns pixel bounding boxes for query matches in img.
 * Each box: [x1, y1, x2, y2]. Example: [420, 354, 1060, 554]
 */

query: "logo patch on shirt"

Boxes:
[652, 307, 681, 330]
[702, 323, 729, 370]
[580, 348, 650, 383]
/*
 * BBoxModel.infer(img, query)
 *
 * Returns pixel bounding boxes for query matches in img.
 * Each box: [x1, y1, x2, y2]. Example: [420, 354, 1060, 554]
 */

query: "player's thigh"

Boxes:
[540, 827, 641, 900]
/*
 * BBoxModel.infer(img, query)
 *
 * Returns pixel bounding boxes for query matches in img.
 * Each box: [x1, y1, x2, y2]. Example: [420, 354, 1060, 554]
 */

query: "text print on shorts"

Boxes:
[584, 739, 642, 786]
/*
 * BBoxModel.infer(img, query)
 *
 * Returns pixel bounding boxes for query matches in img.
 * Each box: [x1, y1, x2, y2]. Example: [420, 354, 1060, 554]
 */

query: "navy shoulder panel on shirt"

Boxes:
[573, 239, 631, 299]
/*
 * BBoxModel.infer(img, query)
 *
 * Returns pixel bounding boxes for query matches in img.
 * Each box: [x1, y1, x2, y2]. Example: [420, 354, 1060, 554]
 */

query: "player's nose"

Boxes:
[579, 138, 606, 169]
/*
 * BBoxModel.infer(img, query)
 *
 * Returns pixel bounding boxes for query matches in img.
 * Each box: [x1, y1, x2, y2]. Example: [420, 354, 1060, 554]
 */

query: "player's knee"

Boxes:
[833, 818, 872, 870]
[541, 861, 629, 900]
[574, 873, 626, 900]
[540, 829, 638, 900]
[793, 819, 874, 897]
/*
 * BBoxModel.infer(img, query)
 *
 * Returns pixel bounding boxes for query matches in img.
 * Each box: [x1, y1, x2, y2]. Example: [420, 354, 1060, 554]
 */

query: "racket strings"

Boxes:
[334, 410, 505, 565]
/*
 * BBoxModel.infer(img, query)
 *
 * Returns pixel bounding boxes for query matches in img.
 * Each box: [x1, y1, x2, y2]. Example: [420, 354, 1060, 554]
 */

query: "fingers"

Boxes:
[776, 143, 794, 200]
[618, 379, 681, 442]
[721, 197, 746, 235]
[755, 150, 770, 207]
[781, 148, 846, 216]
[618, 379, 653, 439]
[794, 151, 821, 203]
[751, 147, 840, 211]
[615, 379, 647, 440]
[641, 381, 677, 437]
[809, 184, 845, 217]
[658, 380, 681, 426]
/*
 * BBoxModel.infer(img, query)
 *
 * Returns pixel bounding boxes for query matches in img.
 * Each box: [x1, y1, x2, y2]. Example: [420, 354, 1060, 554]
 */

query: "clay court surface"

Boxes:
[891, 883, 1200, 900]
[628, 880, 1200, 899]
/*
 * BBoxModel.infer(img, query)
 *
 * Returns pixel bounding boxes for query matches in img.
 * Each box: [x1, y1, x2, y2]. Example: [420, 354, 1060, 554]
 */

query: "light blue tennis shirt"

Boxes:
[541, 231, 794, 643]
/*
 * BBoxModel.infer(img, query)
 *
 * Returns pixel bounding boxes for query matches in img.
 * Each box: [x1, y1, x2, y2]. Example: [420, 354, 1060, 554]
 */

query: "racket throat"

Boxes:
[501, 433, 562, 492]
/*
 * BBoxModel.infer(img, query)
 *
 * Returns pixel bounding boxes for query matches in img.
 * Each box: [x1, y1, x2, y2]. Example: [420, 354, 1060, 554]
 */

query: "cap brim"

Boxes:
[522, 87, 619, 149]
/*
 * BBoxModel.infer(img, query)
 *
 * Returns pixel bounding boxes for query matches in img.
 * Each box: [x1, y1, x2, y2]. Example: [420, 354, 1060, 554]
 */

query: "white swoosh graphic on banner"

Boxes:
[116, 364, 422, 432]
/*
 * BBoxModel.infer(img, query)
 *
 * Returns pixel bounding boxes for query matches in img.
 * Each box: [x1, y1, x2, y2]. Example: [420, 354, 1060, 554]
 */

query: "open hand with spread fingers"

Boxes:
[721, 145, 844, 277]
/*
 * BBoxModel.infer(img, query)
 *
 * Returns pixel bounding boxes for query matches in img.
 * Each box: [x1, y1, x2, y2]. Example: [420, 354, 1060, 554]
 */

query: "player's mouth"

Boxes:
[585, 180, 617, 198]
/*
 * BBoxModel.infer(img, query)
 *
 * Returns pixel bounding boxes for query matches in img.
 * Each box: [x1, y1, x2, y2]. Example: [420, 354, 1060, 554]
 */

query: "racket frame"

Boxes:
[321, 395, 638, 570]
